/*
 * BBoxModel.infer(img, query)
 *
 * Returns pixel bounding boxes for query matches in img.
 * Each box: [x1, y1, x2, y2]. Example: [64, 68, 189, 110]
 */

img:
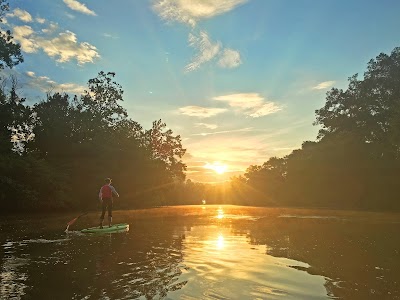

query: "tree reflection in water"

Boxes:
[0, 206, 399, 299]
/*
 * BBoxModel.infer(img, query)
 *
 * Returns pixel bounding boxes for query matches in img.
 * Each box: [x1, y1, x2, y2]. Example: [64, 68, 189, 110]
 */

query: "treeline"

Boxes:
[173, 46, 400, 211]
[230, 46, 400, 210]
[0, 71, 187, 211]
[2, 0, 400, 211]
[0, 2, 187, 211]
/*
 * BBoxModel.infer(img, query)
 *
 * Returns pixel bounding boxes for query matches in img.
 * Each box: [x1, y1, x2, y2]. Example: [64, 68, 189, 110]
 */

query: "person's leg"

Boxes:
[99, 200, 106, 228]
[107, 199, 113, 227]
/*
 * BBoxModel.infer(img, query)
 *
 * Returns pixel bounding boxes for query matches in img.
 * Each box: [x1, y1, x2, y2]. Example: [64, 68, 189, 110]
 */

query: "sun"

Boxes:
[204, 162, 228, 174]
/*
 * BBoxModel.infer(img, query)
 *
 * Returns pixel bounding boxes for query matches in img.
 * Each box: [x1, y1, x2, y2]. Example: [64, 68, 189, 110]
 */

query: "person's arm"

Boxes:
[99, 187, 103, 201]
[110, 186, 120, 198]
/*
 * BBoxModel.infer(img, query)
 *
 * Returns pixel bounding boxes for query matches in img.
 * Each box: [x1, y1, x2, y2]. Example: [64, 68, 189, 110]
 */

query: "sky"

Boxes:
[3, 0, 400, 183]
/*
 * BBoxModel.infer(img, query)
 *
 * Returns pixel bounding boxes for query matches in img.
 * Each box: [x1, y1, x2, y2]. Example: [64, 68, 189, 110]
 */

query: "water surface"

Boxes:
[1, 205, 399, 299]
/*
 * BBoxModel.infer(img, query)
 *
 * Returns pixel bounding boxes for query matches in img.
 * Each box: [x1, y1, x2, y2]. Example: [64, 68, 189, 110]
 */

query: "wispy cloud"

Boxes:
[184, 134, 272, 169]
[183, 127, 305, 180]
[152, 1, 245, 72]
[185, 30, 242, 72]
[103, 33, 119, 39]
[214, 93, 263, 109]
[7, 8, 33, 23]
[192, 127, 253, 136]
[195, 123, 218, 130]
[63, 0, 97, 16]
[213, 93, 283, 117]
[25, 71, 85, 94]
[36, 17, 46, 24]
[13, 25, 100, 65]
[152, 0, 247, 27]
[249, 102, 282, 117]
[179, 106, 227, 118]
[218, 48, 242, 68]
[41, 22, 58, 34]
[65, 13, 76, 19]
[185, 31, 221, 72]
[312, 81, 335, 90]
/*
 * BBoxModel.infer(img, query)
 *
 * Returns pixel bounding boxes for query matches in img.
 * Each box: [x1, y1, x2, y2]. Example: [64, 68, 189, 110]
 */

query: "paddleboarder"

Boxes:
[99, 178, 120, 228]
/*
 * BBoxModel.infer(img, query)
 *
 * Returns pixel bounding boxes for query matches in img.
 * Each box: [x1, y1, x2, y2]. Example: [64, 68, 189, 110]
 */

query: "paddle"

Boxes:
[65, 212, 89, 232]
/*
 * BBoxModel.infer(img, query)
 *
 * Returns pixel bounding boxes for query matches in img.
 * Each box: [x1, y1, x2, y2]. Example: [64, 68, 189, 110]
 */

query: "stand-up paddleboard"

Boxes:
[81, 223, 129, 233]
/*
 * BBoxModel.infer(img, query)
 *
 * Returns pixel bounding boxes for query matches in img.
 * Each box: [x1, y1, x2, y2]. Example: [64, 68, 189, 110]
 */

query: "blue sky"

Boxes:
[4, 0, 400, 182]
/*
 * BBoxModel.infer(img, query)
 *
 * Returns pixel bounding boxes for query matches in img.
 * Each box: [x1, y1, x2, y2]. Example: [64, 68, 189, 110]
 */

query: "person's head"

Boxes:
[105, 178, 112, 184]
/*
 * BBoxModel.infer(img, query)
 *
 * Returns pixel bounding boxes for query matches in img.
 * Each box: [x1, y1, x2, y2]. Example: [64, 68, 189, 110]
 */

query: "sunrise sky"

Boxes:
[3, 0, 400, 182]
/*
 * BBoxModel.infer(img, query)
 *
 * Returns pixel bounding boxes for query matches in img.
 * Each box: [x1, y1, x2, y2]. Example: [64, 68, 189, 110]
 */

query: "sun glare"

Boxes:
[217, 207, 224, 219]
[217, 234, 225, 249]
[204, 162, 228, 174]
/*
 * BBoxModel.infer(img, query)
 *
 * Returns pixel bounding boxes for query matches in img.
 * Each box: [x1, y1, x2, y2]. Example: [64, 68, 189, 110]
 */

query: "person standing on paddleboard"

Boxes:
[99, 178, 120, 228]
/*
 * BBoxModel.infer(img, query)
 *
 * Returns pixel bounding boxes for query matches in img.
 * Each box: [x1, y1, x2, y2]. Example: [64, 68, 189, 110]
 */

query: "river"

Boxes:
[1, 205, 399, 299]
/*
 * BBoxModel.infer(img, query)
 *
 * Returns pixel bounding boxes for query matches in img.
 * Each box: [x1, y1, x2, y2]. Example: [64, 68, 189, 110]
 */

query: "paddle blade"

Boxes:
[67, 217, 78, 226]
[65, 212, 88, 231]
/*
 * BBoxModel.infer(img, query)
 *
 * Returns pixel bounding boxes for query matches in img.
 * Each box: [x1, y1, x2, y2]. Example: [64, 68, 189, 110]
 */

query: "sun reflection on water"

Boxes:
[216, 207, 224, 219]
[179, 222, 330, 300]
[216, 234, 225, 249]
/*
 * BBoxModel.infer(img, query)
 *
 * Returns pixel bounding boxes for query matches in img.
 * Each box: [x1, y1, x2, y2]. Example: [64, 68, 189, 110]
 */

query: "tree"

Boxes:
[0, 0, 27, 151]
[314, 47, 400, 158]
[0, 0, 23, 69]
[242, 157, 286, 206]
[143, 119, 187, 181]
[30, 93, 77, 160]
[227, 46, 400, 210]
[78, 71, 127, 129]
[0, 76, 32, 153]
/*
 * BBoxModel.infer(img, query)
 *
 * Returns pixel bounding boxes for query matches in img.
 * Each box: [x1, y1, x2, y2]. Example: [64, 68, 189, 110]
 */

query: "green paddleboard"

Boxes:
[81, 223, 129, 233]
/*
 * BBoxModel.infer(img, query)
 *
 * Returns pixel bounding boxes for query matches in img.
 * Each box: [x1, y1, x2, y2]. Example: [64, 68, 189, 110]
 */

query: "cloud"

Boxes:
[184, 134, 270, 170]
[185, 31, 221, 72]
[63, 0, 97, 16]
[7, 8, 33, 22]
[12, 25, 100, 65]
[213, 93, 263, 109]
[312, 81, 335, 90]
[218, 48, 242, 68]
[152, 1, 245, 72]
[195, 123, 218, 130]
[185, 31, 242, 72]
[39, 31, 99, 64]
[42, 22, 58, 34]
[192, 127, 253, 136]
[184, 126, 305, 174]
[249, 102, 282, 117]
[213, 93, 283, 117]
[179, 106, 227, 118]
[103, 33, 119, 39]
[65, 13, 76, 19]
[13, 26, 38, 53]
[36, 17, 46, 24]
[25, 71, 85, 94]
[152, 0, 248, 27]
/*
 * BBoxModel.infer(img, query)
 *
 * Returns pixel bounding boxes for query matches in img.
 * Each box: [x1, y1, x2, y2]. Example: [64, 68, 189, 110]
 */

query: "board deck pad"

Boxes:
[81, 223, 129, 233]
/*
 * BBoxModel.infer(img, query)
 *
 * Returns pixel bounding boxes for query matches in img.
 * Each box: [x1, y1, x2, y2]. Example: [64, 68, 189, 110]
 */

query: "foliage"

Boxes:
[0, 77, 33, 153]
[315, 47, 400, 159]
[1, 69, 187, 211]
[236, 46, 400, 211]
[0, 0, 23, 69]
[1, 2, 399, 214]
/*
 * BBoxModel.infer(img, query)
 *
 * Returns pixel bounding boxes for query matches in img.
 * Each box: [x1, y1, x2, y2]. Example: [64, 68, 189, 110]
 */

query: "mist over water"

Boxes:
[1, 206, 399, 299]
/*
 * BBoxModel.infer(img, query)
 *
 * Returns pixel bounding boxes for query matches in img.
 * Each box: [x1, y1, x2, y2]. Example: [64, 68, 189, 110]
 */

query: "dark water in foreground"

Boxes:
[1, 205, 399, 299]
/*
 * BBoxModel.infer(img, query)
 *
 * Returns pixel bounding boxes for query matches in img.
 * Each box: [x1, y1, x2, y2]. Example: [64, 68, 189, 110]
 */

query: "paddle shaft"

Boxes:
[67, 212, 89, 226]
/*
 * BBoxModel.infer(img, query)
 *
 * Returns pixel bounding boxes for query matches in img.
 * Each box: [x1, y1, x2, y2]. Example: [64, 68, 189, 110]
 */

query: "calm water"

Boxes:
[1, 205, 399, 299]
